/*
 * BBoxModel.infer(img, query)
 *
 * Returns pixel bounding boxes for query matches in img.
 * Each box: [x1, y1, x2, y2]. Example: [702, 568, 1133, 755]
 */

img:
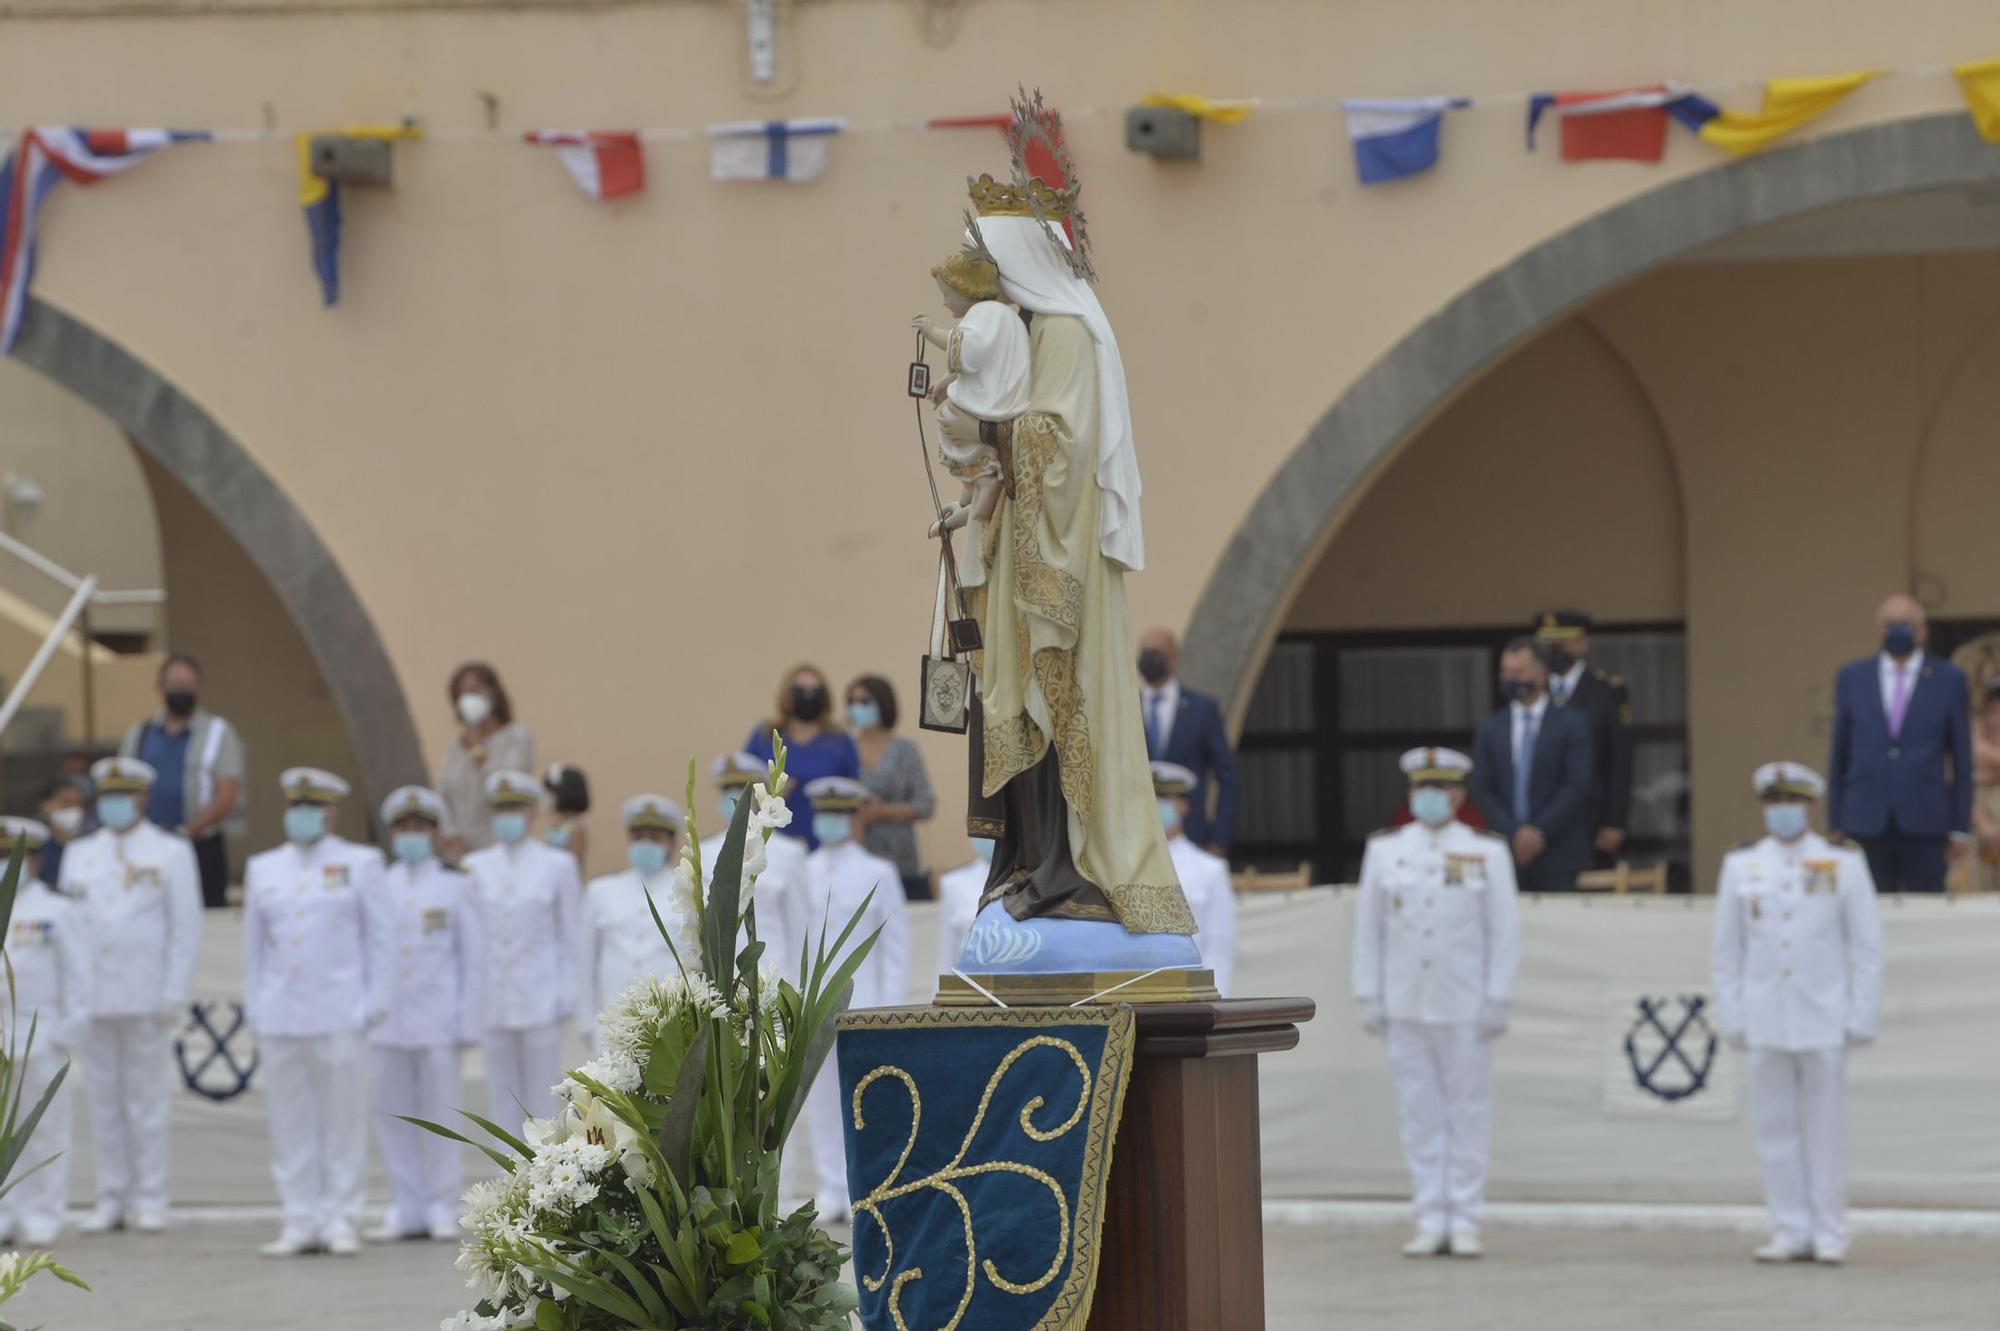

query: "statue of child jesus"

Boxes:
[914, 246, 1031, 553]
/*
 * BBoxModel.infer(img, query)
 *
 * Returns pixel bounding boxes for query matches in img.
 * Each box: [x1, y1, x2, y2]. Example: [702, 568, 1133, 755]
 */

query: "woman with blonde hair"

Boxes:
[744, 664, 858, 850]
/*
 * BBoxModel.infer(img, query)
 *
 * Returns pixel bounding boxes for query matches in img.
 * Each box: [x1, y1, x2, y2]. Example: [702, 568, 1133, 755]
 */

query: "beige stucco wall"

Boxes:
[3, 1, 1999, 874]
[1287, 251, 2000, 881]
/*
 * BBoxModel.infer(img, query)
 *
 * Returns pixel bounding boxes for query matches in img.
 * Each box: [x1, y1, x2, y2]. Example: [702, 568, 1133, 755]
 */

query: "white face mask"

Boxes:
[456, 692, 493, 727]
[49, 807, 84, 838]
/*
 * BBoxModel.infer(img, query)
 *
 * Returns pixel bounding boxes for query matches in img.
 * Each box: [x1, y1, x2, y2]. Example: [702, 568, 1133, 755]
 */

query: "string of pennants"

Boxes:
[7, 59, 2000, 344]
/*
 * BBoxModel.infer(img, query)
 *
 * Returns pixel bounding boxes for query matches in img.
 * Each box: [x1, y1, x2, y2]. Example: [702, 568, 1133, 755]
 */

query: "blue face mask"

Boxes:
[1157, 798, 1182, 833]
[1764, 803, 1810, 842]
[1882, 622, 1917, 658]
[1410, 787, 1455, 828]
[628, 840, 670, 878]
[970, 837, 995, 862]
[97, 793, 140, 832]
[492, 812, 530, 845]
[813, 813, 853, 846]
[847, 700, 882, 731]
[719, 793, 741, 825]
[285, 805, 328, 845]
[545, 823, 573, 849]
[392, 833, 434, 865]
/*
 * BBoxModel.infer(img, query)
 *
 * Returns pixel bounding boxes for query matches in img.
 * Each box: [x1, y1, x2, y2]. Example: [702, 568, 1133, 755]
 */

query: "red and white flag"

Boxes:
[524, 131, 644, 200]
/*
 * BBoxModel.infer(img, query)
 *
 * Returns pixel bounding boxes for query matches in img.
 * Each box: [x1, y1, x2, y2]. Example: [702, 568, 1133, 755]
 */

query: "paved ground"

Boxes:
[8, 1219, 1995, 1331]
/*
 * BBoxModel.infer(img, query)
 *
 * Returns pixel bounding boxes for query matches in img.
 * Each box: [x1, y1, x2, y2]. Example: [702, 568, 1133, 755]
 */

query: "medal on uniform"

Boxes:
[1801, 860, 1835, 894]
[323, 863, 350, 889]
[422, 907, 449, 934]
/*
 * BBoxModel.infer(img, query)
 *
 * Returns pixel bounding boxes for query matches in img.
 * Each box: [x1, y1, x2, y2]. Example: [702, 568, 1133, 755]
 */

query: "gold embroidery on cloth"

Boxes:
[948, 326, 965, 375]
[839, 1006, 1136, 1331]
[1105, 882, 1196, 935]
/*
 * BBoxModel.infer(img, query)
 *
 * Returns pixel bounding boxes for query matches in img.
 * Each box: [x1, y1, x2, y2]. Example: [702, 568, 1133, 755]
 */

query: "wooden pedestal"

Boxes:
[1087, 997, 1315, 1331]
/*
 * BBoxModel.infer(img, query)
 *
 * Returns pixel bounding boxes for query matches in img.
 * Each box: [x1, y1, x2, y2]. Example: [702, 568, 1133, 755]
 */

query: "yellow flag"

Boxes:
[1140, 93, 1254, 125]
[1954, 57, 2000, 142]
[1696, 71, 1883, 156]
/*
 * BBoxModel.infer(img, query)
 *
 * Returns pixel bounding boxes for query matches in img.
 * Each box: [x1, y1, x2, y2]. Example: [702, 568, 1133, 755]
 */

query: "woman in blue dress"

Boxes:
[746, 663, 859, 849]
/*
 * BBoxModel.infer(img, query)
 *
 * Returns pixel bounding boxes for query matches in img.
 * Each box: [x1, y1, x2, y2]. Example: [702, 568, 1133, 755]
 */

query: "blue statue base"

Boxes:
[936, 902, 1216, 1007]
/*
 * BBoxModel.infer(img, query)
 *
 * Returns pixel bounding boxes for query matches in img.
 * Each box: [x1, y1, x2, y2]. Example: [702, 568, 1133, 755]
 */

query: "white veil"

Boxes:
[975, 215, 1146, 572]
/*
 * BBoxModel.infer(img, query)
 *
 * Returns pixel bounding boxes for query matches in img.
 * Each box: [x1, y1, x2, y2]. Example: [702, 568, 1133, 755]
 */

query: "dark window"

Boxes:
[1233, 624, 1693, 889]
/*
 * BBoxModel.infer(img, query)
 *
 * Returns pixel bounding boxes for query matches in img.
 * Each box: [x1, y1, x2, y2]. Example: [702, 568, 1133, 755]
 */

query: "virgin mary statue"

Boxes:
[941, 163, 1197, 945]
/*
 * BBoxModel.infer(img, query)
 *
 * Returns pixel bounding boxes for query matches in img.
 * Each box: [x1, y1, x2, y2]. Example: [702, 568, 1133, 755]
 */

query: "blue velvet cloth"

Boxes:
[836, 1005, 1136, 1331]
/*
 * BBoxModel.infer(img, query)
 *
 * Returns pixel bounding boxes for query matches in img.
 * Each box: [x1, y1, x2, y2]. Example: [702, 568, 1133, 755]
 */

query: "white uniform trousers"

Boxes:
[0, 1043, 73, 1237]
[799, 1062, 849, 1214]
[83, 1016, 174, 1215]
[1385, 1021, 1494, 1234]
[1747, 1046, 1849, 1250]
[482, 1022, 566, 1126]
[261, 1033, 369, 1242]
[372, 1044, 465, 1232]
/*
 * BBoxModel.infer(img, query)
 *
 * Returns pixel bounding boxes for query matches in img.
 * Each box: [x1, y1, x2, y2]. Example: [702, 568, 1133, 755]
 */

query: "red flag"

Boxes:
[1556, 88, 1670, 162]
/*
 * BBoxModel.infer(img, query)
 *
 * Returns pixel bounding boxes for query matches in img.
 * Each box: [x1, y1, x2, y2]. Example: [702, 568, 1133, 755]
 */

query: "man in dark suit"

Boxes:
[1827, 593, 1972, 893]
[1137, 627, 1240, 853]
[1470, 637, 1595, 892]
[1534, 610, 1636, 868]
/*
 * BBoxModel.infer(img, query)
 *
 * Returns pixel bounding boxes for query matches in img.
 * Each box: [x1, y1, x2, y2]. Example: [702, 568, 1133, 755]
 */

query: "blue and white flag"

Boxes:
[706, 118, 845, 182]
[1339, 97, 1467, 185]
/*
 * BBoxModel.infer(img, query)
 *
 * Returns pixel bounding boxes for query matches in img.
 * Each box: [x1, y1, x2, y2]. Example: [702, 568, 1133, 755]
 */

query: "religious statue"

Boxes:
[919, 93, 1209, 1003]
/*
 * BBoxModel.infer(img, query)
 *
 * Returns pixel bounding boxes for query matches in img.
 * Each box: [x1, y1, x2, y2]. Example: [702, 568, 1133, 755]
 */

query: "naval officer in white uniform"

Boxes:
[580, 794, 696, 1043]
[934, 838, 993, 975]
[463, 768, 580, 1124]
[0, 817, 91, 1245]
[243, 767, 389, 1256]
[1712, 760, 1883, 1266]
[1352, 747, 1520, 1259]
[366, 785, 482, 1243]
[793, 777, 909, 1222]
[61, 756, 202, 1235]
[1153, 761, 1238, 995]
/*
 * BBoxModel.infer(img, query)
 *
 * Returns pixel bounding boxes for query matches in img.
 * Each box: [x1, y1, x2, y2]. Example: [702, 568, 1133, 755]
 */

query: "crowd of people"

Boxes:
[0, 642, 1242, 1255]
[1348, 593, 1958, 1266]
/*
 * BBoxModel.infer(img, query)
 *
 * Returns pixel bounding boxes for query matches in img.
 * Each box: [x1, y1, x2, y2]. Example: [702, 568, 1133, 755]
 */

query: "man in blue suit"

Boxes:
[1137, 627, 1240, 853]
[1827, 593, 1972, 893]
[1470, 638, 1595, 892]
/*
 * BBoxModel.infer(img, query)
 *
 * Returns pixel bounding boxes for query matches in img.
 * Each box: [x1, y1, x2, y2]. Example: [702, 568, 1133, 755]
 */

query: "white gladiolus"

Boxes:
[749, 783, 793, 834]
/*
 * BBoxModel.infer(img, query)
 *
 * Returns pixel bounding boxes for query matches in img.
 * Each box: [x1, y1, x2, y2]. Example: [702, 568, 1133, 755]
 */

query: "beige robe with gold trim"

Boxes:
[956, 313, 1194, 936]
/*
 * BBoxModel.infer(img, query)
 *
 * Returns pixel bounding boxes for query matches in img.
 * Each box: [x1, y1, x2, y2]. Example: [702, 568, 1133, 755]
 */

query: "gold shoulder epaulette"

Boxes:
[1829, 835, 1860, 850]
[1472, 827, 1507, 842]
[1368, 826, 1399, 840]
[1726, 839, 1758, 852]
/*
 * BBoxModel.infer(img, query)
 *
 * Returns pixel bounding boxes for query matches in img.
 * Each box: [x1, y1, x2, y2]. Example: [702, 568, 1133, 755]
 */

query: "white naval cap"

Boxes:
[1753, 761, 1825, 800]
[711, 752, 764, 790]
[91, 756, 157, 793]
[803, 776, 872, 812]
[381, 785, 446, 826]
[0, 817, 50, 851]
[1150, 761, 1199, 798]
[484, 768, 541, 808]
[621, 793, 684, 833]
[280, 767, 351, 805]
[1400, 747, 1473, 785]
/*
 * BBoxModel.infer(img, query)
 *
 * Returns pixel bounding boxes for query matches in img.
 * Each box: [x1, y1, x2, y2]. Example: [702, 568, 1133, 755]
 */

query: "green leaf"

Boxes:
[702, 787, 757, 980]
[533, 1298, 565, 1331]
[594, 1248, 669, 1326]
[523, 1264, 650, 1327]
[658, 1023, 710, 1187]
[773, 978, 851, 1149]
[724, 1229, 762, 1266]
[456, 1109, 535, 1159]
[0, 1061, 68, 1189]
[394, 1116, 517, 1173]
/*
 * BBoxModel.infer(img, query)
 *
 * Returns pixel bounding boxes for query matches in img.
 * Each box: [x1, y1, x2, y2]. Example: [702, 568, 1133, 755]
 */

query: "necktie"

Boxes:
[1888, 664, 1912, 740]
[1552, 677, 1568, 706]
[1146, 693, 1163, 755]
[1514, 710, 1538, 825]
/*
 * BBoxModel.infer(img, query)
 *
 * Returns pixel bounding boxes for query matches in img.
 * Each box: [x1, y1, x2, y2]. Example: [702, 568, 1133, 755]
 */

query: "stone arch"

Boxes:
[1183, 111, 2000, 719]
[12, 296, 425, 810]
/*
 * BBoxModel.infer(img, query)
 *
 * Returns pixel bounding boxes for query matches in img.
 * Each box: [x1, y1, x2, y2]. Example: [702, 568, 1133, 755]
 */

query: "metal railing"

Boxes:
[0, 529, 165, 745]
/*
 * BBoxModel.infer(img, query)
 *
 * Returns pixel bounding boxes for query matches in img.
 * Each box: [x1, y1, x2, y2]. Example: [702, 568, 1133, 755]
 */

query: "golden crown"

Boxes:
[967, 172, 1077, 220]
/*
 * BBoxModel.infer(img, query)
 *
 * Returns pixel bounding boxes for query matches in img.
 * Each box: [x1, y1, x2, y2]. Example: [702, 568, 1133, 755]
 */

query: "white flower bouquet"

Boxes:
[422, 737, 877, 1331]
